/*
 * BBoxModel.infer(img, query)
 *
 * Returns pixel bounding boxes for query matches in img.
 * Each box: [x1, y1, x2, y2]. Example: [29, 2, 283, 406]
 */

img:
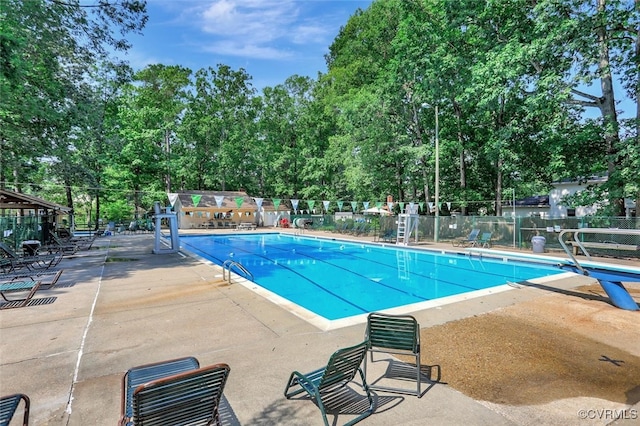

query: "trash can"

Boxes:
[531, 236, 546, 253]
[22, 240, 41, 256]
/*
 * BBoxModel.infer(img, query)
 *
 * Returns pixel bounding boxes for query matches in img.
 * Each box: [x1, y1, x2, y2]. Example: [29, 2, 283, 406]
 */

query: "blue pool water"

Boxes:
[180, 233, 563, 320]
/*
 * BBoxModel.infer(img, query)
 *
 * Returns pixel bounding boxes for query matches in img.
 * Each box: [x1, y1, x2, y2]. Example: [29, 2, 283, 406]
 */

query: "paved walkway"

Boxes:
[1, 231, 638, 425]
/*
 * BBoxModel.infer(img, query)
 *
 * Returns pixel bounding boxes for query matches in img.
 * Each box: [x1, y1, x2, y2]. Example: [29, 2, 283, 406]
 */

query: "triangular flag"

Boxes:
[235, 197, 244, 208]
[351, 201, 358, 212]
[323, 200, 330, 212]
[307, 200, 315, 211]
[167, 193, 179, 207]
[363, 201, 370, 210]
[419, 202, 425, 211]
[291, 199, 299, 213]
[399, 202, 405, 212]
[273, 198, 281, 209]
[386, 201, 394, 211]
[254, 197, 264, 209]
[337, 201, 344, 211]
[191, 194, 201, 207]
[376, 201, 383, 209]
[214, 195, 224, 208]
[446, 202, 451, 210]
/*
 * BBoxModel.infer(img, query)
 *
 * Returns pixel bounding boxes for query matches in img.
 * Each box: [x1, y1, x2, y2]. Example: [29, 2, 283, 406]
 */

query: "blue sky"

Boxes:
[122, 0, 373, 90]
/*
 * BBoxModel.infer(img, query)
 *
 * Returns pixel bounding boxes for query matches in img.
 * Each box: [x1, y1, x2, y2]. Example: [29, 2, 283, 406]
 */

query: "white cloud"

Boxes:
[291, 23, 328, 45]
[193, 0, 331, 60]
[202, 40, 292, 60]
[202, 1, 296, 39]
[140, 0, 365, 66]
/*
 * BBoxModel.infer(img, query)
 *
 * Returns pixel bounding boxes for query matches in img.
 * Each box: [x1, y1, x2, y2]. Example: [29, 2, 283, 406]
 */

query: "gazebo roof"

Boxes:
[0, 189, 71, 212]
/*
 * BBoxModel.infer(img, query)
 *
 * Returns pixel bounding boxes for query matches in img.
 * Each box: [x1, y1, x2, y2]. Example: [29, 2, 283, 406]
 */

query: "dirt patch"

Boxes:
[416, 284, 640, 406]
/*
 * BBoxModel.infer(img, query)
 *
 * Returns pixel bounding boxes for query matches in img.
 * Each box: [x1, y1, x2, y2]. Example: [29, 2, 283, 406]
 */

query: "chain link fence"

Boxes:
[297, 214, 640, 259]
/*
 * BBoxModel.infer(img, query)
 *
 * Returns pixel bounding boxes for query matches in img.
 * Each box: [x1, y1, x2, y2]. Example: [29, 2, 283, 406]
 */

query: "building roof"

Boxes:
[0, 189, 71, 212]
[514, 195, 550, 207]
[552, 175, 608, 186]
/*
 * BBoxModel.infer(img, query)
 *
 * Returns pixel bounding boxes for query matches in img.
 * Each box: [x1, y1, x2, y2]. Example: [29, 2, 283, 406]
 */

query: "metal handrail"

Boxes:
[558, 228, 640, 274]
[222, 260, 254, 283]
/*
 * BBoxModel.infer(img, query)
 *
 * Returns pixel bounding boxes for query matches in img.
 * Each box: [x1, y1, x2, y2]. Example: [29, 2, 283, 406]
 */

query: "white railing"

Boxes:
[558, 228, 640, 273]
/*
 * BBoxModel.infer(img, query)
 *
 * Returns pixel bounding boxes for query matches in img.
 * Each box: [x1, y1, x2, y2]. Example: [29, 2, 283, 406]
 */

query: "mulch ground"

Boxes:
[414, 284, 640, 406]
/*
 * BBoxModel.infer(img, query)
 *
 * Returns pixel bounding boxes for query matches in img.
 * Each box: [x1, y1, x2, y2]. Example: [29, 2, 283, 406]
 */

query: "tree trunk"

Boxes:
[64, 181, 74, 228]
[95, 192, 100, 230]
[597, 0, 625, 216]
[496, 158, 503, 217]
[453, 101, 467, 215]
[411, 103, 432, 213]
[165, 129, 172, 193]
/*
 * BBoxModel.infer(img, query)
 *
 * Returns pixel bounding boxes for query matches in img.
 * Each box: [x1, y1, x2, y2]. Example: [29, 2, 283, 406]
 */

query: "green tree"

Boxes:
[0, 0, 147, 200]
[177, 65, 257, 192]
[529, 0, 638, 215]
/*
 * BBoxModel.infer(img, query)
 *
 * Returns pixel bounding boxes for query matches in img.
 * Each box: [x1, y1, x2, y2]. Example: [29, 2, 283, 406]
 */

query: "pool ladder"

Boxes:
[222, 260, 254, 283]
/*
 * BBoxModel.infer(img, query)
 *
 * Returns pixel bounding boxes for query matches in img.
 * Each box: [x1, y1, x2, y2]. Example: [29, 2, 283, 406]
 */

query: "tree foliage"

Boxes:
[2, 0, 638, 221]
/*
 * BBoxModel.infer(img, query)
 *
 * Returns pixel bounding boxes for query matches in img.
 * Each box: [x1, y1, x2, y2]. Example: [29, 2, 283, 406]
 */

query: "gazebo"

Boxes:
[0, 189, 72, 249]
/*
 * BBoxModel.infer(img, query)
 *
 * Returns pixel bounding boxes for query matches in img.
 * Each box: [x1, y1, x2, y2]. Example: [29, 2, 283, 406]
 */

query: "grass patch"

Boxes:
[105, 257, 139, 262]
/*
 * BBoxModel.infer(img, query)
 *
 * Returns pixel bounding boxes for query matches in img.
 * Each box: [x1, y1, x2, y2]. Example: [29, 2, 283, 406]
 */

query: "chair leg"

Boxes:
[313, 392, 331, 426]
[416, 354, 421, 397]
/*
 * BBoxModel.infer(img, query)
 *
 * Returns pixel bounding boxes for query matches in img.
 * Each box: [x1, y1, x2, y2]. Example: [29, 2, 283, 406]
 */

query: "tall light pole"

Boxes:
[434, 105, 440, 243]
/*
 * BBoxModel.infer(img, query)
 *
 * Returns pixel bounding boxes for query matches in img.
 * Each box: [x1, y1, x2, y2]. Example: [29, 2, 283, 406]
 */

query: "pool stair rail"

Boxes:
[222, 260, 254, 284]
[558, 228, 640, 311]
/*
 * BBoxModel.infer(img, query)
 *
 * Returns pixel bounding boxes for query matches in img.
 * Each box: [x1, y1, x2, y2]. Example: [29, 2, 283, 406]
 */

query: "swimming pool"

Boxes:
[180, 233, 564, 323]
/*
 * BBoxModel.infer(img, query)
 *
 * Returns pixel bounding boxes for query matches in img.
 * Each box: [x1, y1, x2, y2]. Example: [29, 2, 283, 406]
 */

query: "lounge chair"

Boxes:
[0, 393, 30, 425]
[0, 280, 43, 309]
[120, 356, 230, 426]
[42, 234, 79, 254]
[452, 229, 480, 247]
[364, 312, 423, 397]
[62, 232, 98, 250]
[0, 242, 62, 271]
[1, 269, 64, 289]
[284, 341, 374, 426]
[473, 232, 492, 248]
[379, 229, 397, 243]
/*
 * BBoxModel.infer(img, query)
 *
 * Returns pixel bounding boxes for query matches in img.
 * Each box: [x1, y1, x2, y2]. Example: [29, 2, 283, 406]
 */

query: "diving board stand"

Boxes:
[152, 202, 180, 254]
[559, 228, 640, 311]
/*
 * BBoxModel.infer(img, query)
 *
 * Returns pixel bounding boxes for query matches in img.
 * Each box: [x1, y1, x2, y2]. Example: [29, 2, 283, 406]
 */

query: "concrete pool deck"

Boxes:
[1, 229, 638, 425]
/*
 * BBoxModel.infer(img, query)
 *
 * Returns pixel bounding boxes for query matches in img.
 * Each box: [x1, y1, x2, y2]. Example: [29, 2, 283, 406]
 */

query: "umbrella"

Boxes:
[362, 207, 391, 215]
